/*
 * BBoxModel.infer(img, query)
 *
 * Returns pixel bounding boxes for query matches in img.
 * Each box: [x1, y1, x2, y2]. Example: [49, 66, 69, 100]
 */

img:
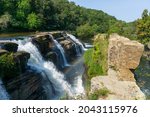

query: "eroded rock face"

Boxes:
[32, 35, 54, 55]
[0, 47, 30, 79]
[91, 70, 145, 100]
[90, 34, 145, 100]
[13, 51, 30, 72]
[108, 34, 144, 81]
[4, 70, 53, 100]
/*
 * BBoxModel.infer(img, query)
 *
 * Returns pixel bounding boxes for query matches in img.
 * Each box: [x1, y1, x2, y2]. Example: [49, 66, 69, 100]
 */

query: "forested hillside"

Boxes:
[0, 0, 150, 44]
[0, 0, 122, 41]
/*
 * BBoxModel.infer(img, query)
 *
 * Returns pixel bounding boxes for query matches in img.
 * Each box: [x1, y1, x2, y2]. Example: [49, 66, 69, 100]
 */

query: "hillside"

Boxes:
[0, 0, 117, 39]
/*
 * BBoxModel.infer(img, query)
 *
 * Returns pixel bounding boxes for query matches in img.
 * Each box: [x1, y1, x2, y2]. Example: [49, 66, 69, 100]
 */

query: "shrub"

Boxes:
[83, 34, 108, 78]
[88, 88, 110, 100]
[76, 23, 99, 42]
[0, 53, 21, 79]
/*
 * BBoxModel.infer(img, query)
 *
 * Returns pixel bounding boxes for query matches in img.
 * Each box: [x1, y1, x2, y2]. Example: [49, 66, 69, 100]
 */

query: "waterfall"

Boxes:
[67, 34, 88, 53]
[72, 75, 85, 98]
[0, 79, 10, 100]
[16, 40, 73, 99]
[53, 40, 70, 68]
[0, 34, 86, 100]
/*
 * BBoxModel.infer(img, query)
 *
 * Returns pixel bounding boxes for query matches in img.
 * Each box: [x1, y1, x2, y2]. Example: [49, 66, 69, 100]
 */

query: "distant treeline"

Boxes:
[0, 0, 149, 44]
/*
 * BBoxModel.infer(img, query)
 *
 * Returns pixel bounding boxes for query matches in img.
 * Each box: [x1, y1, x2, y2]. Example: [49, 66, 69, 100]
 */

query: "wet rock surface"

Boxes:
[0, 42, 18, 52]
[4, 70, 53, 100]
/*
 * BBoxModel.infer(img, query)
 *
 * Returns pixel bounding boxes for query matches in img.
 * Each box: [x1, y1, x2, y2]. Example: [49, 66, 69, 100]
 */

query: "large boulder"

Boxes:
[0, 51, 30, 79]
[108, 34, 144, 81]
[45, 52, 58, 65]
[90, 34, 145, 100]
[4, 70, 54, 100]
[0, 42, 18, 52]
[32, 34, 54, 55]
[59, 39, 76, 60]
[13, 51, 30, 72]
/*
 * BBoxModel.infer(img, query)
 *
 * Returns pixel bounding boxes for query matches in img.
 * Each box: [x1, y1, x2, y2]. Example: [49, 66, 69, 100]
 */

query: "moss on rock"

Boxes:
[0, 51, 30, 80]
[0, 53, 20, 79]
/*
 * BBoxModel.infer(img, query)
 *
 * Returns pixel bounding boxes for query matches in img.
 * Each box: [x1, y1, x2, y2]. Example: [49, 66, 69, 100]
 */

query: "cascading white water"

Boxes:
[67, 34, 88, 52]
[16, 40, 73, 99]
[72, 75, 85, 97]
[53, 40, 70, 68]
[0, 79, 10, 100]
[0, 35, 86, 99]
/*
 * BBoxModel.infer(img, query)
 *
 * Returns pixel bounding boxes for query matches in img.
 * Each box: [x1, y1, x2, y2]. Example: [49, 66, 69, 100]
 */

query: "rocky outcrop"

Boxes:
[108, 34, 144, 81]
[59, 39, 77, 60]
[51, 32, 80, 60]
[0, 42, 18, 52]
[32, 34, 54, 55]
[45, 52, 58, 65]
[0, 45, 30, 79]
[91, 69, 145, 100]
[91, 34, 145, 100]
[4, 70, 53, 100]
[13, 51, 30, 72]
[32, 32, 83, 67]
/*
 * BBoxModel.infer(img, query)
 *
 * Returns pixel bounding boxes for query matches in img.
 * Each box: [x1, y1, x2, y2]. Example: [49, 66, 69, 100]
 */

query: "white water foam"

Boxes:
[54, 40, 70, 68]
[67, 34, 88, 52]
[0, 36, 85, 99]
[72, 75, 85, 96]
[17, 41, 74, 99]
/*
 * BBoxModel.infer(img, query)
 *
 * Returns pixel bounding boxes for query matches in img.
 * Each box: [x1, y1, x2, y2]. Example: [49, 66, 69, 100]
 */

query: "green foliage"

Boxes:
[84, 34, 108, 78]
[88, 88, 110, 100]
[0, 53, 20, 79]
[142, 9, 149, 19]
[108, 20, 137, 41]
[27, 13, 42, 30]
[0, 0, 117, 35]
[76, 23, 99, 41]
[136, 9, 150, 44]
[0, 12, 12, 30]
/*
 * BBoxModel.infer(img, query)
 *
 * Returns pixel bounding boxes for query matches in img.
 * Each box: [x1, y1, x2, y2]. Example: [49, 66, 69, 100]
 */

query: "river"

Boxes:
[135, 57, 150, 99]
[0, 32, 86, 100]
[0, 33, 149, 100]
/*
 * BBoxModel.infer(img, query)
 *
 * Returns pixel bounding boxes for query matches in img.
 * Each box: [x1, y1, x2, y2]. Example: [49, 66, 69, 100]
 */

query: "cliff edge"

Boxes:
[91, 34, 145, 100]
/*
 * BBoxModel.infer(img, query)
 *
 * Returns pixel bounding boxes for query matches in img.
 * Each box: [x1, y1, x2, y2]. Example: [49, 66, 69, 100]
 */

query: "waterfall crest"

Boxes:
[53, 40, 70, 68]
[0, 33, 86, 100]
[17, 41, 73, 99]
[67, 34, 88, 53]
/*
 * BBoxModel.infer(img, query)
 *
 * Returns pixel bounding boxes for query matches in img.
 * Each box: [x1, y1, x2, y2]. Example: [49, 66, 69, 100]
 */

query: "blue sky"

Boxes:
[68, 0, 150, 22]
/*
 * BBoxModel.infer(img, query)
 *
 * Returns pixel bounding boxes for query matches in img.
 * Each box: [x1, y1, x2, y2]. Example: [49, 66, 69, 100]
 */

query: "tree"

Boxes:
[142, 9, 149, 19]
[0, 12, 12, 30]
[76, 23, 99, 41]
[136, 9, 150, 44]
[0, 0, 118, 38]
[27, 13, 42, 30]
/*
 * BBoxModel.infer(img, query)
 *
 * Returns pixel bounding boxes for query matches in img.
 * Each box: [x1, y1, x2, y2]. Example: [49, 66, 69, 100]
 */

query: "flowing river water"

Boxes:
[135, 57, 150, 99]
[0, 33, 150, 100]
[0, 33, 86, 99]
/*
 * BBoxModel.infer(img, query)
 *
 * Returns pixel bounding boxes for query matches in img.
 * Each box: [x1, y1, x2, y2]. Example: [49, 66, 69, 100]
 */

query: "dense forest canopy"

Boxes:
[0, 0, 149, 44]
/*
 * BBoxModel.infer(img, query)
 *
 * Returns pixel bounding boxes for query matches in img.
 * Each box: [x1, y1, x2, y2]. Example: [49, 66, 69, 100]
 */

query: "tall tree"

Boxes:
[136, 9, 150, 44]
